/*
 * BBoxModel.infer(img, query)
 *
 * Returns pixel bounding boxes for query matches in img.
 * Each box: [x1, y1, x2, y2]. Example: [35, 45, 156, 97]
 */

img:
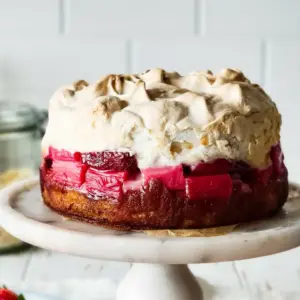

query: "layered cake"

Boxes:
[40, 68, 288, 229]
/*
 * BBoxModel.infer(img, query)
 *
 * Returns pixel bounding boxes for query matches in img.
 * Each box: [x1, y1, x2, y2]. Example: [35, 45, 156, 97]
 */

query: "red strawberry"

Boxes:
[0, 287, 25, 300]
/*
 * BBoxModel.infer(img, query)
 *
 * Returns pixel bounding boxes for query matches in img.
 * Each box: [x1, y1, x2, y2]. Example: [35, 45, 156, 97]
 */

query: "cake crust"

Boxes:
[41, 175, 288, 230]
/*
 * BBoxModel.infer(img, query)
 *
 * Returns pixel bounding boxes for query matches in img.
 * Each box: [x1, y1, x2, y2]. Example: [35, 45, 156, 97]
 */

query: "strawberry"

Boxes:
[0, 287, 25, 300]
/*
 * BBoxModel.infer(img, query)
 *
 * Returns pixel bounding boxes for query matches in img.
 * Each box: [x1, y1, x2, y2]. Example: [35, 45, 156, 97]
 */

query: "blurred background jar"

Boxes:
[0, 101, 47, 253]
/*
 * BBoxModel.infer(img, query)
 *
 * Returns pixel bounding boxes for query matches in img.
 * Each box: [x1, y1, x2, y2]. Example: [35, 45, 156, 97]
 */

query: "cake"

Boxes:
[40, 68, 288, 229]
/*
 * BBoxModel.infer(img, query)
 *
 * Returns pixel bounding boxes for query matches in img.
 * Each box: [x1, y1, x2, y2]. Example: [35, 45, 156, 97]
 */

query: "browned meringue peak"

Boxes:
[44, 68, 281, 168]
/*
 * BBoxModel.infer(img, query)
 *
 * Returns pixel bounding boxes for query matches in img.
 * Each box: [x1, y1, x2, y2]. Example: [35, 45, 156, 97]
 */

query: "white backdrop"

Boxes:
[0, 0, 299, 179]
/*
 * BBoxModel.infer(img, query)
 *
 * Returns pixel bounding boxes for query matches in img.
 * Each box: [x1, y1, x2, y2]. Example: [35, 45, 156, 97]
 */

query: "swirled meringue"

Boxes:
[42, 68, 281, 168]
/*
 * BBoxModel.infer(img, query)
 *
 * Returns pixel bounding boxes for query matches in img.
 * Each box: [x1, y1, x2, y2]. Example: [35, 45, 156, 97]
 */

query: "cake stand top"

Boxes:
[1, 177, 300, 264]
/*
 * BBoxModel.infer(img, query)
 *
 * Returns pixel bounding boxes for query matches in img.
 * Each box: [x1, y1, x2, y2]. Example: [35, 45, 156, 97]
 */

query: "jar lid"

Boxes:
[0, 101, 42, 133]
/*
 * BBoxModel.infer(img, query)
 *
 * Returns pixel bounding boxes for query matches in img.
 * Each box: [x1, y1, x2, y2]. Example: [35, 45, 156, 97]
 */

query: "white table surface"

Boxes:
[1, 246, 300, 299]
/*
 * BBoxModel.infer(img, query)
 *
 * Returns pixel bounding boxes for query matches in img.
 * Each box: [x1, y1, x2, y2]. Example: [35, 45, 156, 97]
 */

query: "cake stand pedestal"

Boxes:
[1, 178, 300, 300]
[117, 264, 202, 300]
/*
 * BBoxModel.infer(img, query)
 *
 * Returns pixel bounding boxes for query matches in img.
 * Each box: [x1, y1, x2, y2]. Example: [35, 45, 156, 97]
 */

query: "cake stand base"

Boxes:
[117, 264, 202, 300]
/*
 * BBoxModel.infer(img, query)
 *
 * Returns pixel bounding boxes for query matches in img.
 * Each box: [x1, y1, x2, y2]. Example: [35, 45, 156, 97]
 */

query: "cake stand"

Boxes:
[1, 178, 300, 300]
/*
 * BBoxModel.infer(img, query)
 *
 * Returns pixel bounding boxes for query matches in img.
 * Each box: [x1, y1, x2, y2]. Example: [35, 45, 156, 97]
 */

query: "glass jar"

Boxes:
[0, 101, 47, 253]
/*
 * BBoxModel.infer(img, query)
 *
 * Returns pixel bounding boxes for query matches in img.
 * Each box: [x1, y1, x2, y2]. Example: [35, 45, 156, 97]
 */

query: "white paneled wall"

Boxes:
[68, 0, 195, 35]
[132, 37, 262, 82]
[0, 0, 59, 35]
[0, 37, 127, 104]
[0, 0, 299, 179]
[205, 0, 300, 36]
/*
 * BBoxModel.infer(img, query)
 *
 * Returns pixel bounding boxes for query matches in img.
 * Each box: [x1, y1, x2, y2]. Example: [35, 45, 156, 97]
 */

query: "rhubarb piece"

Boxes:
[44, 157, 53, 169]
[270, 144, 287, 178]
[85, 168, 128, 199]
[186, 174, 232, 201]
[142, 165, 185, 190]
[256, 166, 273, 184]
[73, 152, 82, 162]
[79, 164, 89, 185]
[48, 147, 139, 173]
[190, 159, 233, 176]
[123, 174, 142, 192]
[232, 162, 256, 184]
[232, 179, 252, 195]
[81, 151, 138, 172]
[48, 147, 74, 161]
[48, 160, 87, 188]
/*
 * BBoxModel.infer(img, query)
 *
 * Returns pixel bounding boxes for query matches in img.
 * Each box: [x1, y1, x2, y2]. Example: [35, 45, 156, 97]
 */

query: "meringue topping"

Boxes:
[42, 68, 281, 168]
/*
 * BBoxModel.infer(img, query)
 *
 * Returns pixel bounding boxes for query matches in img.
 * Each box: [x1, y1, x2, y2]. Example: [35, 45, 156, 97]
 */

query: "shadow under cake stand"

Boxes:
[1, 178, 300, 300]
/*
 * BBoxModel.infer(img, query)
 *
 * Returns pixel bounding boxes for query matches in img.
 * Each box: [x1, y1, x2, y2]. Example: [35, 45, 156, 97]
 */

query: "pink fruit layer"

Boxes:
[42, 145, 287, 205]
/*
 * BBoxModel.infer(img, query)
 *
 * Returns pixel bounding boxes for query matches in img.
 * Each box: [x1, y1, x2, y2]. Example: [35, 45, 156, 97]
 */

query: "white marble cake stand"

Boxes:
[1, 178, 300, 300]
